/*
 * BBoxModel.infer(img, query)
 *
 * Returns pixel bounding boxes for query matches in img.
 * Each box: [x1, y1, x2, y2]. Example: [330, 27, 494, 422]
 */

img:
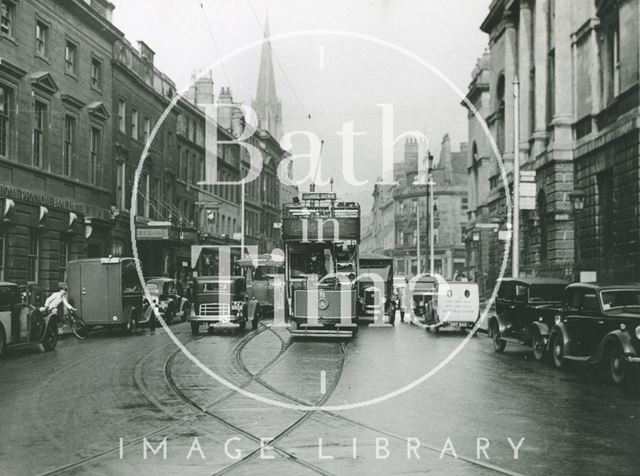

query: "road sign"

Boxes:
[520, 196, 536, 210]
[520, 171, 536, 181]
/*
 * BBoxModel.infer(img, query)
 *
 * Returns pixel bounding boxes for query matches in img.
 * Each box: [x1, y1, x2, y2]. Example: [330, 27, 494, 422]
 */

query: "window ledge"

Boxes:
[34, 52, 50, 65]
[0, 33, 17, 46]
[64, 70, 79, 82]
[90, 85, 103, 95]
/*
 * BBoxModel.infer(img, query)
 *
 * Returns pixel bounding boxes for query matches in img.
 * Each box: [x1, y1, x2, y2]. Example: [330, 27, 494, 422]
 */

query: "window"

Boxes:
[608, 23, 621, 99]
[116, 162, 125, 209]
[495, 74, 505, 154]
[89, 127, 100, 185]
[63, 115, 75, 176]
[0, 84, 10, 158]
[90, 57, 102, 90]
[59, 241, 68, 283]
[35, 20, 48, 56]
[143, 116, 150, 143]
[547, 51, 555, 124]
[118, 99, 126, 133]
[33, 101, 46, 167]
[131, 109, 138, 139]
[27, 229, 39, 282]
[65, 41, 77, 75]
[138, 173, 149, 217]
[152, 177, 160, 220]
[1, 0, 14, 36]
[0, 233, 5, 280]
[462, 197, 468, 212]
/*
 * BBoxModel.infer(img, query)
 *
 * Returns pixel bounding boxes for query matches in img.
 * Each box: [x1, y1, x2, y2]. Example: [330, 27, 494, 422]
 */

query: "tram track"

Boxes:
[235, 325, 525, 476]
[37, 329, 205, 476]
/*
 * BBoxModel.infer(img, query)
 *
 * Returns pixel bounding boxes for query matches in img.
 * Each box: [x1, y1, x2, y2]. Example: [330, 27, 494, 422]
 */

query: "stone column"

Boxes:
[503, 12, 518, 164]
[532, 0, 549, 159]
[518, 0, 533, 161]
[551, 0, 574, 156]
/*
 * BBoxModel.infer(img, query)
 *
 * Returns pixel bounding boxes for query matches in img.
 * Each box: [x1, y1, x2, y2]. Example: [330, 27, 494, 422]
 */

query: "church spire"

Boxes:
[252, 12, 282, 139]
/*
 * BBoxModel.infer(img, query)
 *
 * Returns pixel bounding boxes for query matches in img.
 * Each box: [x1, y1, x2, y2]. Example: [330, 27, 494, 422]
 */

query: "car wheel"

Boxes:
[609, 343, 629, 385]
[532, 329, 546, 362]
[42, 323, 58, 352]
[190, 322, 200, 335]
[128, 313, 138, 335]
[490, 320, 506, 352]
[550, 332, 564, 369]
[0, 325, 7, 358]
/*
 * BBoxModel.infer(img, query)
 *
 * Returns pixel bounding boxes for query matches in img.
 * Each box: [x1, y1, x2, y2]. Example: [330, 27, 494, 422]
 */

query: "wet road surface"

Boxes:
[1, 316, 639, 475]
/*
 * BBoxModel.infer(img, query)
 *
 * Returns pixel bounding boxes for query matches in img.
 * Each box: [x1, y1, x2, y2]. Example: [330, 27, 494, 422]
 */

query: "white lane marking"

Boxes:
[319, 45, 325, 69]
[320, 370, 326, 395]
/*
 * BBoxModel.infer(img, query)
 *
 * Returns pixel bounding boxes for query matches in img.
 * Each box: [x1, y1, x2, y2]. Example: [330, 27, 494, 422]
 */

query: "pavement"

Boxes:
[1, 317, 639, 475]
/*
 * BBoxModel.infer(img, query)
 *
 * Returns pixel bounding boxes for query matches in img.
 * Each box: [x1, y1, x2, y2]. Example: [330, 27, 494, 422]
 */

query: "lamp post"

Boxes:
[427, 152, 435, 275]
[569, 188, 585, 282]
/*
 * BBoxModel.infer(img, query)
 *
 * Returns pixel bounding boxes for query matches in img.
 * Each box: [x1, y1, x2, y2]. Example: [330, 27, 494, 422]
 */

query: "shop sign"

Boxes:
[136, 227, 171, 240]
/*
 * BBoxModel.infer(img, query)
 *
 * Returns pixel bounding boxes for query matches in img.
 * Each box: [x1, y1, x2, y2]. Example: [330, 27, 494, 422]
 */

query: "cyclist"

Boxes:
[42, 284, 76, 321]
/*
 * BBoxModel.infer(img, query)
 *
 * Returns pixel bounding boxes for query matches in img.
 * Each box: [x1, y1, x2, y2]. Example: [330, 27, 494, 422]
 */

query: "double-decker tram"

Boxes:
[282, 192, 361, 338]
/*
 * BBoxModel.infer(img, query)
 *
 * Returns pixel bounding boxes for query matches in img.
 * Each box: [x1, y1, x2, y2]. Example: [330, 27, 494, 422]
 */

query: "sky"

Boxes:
[110, 0, 491, 213]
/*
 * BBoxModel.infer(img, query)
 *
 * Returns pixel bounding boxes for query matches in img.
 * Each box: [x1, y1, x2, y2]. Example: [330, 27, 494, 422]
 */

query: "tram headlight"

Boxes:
[318, 298, 329, 310]
[634, 325, 640, 340]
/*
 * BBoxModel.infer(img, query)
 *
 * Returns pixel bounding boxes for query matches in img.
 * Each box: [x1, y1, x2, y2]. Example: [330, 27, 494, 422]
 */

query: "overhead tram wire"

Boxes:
[245, 0, 327, 186]
[195, 0, 232, 87]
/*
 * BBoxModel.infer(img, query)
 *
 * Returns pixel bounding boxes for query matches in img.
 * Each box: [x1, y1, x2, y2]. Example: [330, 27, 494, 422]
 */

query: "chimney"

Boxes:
[404, 137, 419, 162]
[217, 87, 233, 131]
[193, 70, 214, 106]
[440, 134, 453, 185]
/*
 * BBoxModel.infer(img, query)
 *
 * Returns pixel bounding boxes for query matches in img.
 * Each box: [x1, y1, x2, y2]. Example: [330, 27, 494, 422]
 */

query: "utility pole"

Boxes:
[427, 152, 435, 275]
[241, 181, 245, 257]
[416, 197, 421, 273]
[513, 76, 520, 278]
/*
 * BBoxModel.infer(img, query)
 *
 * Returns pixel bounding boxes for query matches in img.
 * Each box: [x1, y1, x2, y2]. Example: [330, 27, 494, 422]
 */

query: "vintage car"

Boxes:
[358, 253, 394, 323]
[145, 277, 190, 325]
[189, 276, 249, 334]
[547, 283, 640, 384]
[238, 254, 285, 321]
[410, 276, 438, 321]
[0, 282, 58, 357]
[488, 277, 567, 359]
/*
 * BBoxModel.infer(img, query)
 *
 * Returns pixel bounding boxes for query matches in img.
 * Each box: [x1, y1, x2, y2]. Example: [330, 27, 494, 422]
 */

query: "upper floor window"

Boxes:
[0, 84, 10, 158]
[131, 109, 139, 139]
[143, 116, 150, 143]
[63, 115, 75, 176]
[1, 0, 14, 37]
[118, 99, 126, 133]
[462, 197, 468, 212]
[607, 22, 621, 100]
[89, 127, 101, 185]
[33, 100, 46, 167]
[90, 57, 102, 90]
[35, 20, 49, 57]
[65, 41, 78, 75]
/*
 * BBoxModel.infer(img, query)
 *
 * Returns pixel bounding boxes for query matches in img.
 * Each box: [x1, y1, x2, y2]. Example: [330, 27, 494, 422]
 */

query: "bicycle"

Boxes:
[61, 309, 89, 339]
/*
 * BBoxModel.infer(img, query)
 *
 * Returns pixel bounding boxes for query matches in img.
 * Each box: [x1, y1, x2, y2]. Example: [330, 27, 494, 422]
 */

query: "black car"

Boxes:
[488, 277, 568, 360]
[548, 283, 640, 384]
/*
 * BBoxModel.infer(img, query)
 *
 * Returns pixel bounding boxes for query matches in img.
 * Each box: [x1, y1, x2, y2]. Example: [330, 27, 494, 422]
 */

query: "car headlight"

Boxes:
[635, 325, 640, 340]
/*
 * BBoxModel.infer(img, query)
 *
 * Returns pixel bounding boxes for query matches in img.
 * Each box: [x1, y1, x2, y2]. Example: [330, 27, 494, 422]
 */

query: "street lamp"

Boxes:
[427, 152, 435, 275]
[570, 188, 585, 281]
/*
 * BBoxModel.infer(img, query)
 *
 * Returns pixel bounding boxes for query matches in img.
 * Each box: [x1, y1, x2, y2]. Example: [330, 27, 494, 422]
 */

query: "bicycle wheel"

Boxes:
[71, 314, 88, 339]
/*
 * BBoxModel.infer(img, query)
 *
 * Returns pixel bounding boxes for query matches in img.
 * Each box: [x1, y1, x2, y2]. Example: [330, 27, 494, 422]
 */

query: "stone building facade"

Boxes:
[0, 0, 120, 292]
[465, 0, 640, 292]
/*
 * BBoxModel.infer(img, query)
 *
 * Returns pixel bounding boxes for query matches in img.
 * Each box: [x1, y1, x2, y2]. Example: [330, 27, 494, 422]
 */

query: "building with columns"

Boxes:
[465, 0, 640, 293]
